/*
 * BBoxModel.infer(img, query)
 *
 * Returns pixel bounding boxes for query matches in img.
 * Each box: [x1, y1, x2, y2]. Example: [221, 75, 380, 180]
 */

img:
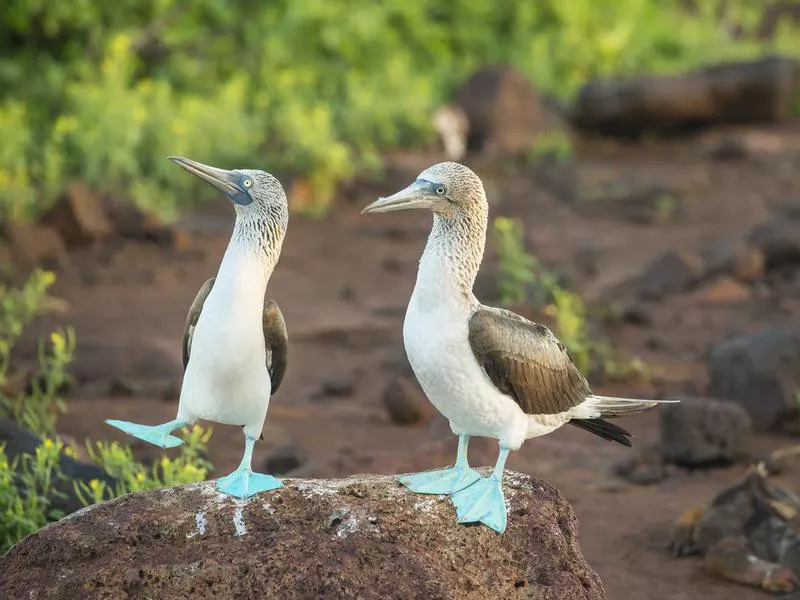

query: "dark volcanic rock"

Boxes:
[0, 419, 116, 515]
[636, 250, 705, 299]
[660, 398, 751, 467]
[708, 330, 800, 430]
[0, 473, 604, 600]
[383, 376, 432, 425]
[703, 240, 765, 282]
[572, 57, 800, 138]
[454, 65, 551, 157]
[612, 443, 668, 485]
[748, 219, 800, 269]
[263, 444, 308, 475]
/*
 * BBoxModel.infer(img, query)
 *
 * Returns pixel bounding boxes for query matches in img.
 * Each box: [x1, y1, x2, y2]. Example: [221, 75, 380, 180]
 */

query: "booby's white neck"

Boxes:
[411, 206, 487, 312]
[215, 216, 285, 294]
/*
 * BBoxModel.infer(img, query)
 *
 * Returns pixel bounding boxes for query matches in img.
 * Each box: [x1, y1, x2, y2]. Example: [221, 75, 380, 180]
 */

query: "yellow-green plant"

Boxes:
[493, 217, 536, 305]
[2, 1, 798, 221]
[0, 270, 75, 437]
[75, 424, 213, 505]
[0, 438, 66, 554]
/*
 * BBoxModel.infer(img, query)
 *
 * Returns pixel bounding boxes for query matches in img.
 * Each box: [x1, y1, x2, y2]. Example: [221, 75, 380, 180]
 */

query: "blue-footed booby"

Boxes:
[362, 162, 674, 533]
[106, 156, 289, 499]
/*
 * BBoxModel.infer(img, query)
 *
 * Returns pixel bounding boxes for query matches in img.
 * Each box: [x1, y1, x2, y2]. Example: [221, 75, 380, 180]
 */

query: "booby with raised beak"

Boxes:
[106, 156, 289, 499]
[362, 162, 674, 533]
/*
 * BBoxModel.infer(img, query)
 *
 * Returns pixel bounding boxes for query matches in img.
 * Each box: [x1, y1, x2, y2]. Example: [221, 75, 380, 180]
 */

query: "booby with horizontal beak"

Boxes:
[362, 162, 674, 533]
[106, 156, 289, 499]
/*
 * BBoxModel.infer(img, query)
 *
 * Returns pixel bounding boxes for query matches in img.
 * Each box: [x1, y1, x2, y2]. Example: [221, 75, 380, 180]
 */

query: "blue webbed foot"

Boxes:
[399, 466, 482, 495]
[216, 467, 283, 499]
[104, 419, 185, 449]
[451, 475, 508, 534]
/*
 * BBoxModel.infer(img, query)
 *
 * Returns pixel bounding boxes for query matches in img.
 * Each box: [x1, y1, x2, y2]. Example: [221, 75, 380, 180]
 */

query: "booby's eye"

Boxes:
[435, 185, 446, 195]
[243, 178, 253, 188]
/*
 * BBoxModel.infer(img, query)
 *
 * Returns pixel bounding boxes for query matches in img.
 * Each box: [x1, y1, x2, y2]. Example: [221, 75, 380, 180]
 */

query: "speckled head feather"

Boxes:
[417, 162, 486, 219]
[230, 169, 289, 261]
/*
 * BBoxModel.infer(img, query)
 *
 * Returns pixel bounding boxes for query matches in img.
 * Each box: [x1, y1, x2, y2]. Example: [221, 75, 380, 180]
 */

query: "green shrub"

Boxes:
[0, 271, 212, 553]
[1, 1, 798, 220]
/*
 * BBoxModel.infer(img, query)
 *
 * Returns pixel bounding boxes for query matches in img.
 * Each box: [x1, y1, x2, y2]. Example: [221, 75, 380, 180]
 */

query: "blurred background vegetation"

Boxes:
[1, 0, 798, 222]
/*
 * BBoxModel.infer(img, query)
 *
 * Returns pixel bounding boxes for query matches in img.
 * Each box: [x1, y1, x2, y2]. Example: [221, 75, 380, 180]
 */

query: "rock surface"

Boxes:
[0, 472, 603, 600]
[707, 330, 800, 430]
[660, 398, 752, 467]
[636, 250, 705, 299]
[382, 376, 433, 425]
[41, 182, 112, 246]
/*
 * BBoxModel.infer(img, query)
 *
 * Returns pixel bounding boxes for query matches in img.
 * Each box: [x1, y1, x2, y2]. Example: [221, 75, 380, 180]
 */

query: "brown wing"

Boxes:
[468, 307, 590, 415]
[263, 299, 288, 395]
[182, 277, 215, 370]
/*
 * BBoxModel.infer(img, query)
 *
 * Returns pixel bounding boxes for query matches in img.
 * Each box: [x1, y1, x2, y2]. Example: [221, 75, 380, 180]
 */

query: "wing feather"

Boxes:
[468, 307, 590, 415]
[182, 277, 215, 370]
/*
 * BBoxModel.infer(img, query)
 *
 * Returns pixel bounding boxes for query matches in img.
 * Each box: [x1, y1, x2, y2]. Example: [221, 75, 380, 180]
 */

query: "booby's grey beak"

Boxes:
[361, 180, 440, 215]
[168, 156, 252, 206]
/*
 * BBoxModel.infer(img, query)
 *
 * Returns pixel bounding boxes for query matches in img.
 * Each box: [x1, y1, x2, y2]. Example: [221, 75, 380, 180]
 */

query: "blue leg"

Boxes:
[216, 435, 283, 499]
[451, 447, 510, 534]
[398, 434, 481, 495]
[104, 418, 187, 449]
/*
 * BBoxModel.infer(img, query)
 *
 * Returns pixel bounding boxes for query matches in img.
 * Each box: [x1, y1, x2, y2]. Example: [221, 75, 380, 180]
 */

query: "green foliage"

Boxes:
[493, 217, 536, 305]
[526, 130, 573, 165]
[0, 437, 66, 554]
[493, 216, 648, 379]
[1, 1, 798, 220]
[75, 425, 213, 505]
[0, 270, 75, 437]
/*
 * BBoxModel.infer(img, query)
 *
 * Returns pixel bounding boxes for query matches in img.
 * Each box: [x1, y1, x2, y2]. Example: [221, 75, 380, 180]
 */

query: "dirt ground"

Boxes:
[17, 123, 800, 599]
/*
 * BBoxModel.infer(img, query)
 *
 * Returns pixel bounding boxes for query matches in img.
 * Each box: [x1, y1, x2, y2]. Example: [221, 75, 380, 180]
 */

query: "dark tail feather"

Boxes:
[569, 418, 632, 447]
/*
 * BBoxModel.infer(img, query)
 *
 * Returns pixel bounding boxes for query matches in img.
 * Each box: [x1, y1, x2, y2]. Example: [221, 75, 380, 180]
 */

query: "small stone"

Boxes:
[660, 398, 751, 467]
[263, 445, 308, 475]
[108, 378, 140, 397]
[382, 376, 431, 426]
[41, 182, 112, 246]
[708, 330, 800, 430]
[748, 219, 800, 268]
[690, 277, 751, 305]
[703, 240, 765, 282]
[3, 222, 66, 269]
[637, 250, 705, 299]
[315, 377, 355, 399]
[612, 443, 667, 485]
[620, 303, 654, 327]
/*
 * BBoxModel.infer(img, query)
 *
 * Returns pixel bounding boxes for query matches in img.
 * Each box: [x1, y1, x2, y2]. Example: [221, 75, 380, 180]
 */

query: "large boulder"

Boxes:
[571, 57, 800, 138]
[0, 473, 604, 600]
[660, 398, 752, 467]
[708, 330, 800, 430]
[454, 65, 552, 157]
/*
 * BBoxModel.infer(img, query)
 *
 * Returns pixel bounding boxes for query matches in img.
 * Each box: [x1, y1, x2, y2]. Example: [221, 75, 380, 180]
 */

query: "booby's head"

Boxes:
[168, 156, 287, 222]
[361, 162, 486, 219]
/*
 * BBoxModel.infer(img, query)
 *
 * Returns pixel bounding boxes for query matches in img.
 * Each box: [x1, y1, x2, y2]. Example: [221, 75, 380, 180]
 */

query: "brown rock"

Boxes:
[41, 182, 112, 246]
[0, 474, 604, 599]
[383, 376, 432, 425]
[748, 219, 800, 268]
[106, 200, 192, 251]
[660, 397, 752, 467]
[3, 222, 66, 269]
[454, 65, 551, 157]
[703, 240, 765, 282]
[691, 277, 751, 305]
[636, 250, 705, 299]
[263, 444, 308, 475]
[612, 443, 667, 485]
